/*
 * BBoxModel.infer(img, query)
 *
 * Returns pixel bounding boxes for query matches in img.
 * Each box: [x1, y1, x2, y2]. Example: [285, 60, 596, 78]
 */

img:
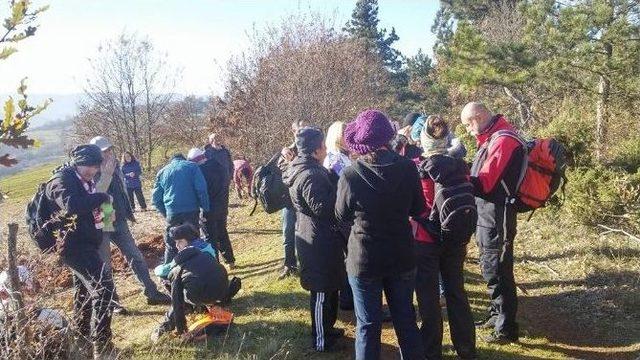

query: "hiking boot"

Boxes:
[147, 292, 171, 305]
[222, 277, 242, 305]
[278, 266, 297, 280]
[475, 316, 497, 329]
[93, 340, 117, 360]
[482, 332, 518, 345]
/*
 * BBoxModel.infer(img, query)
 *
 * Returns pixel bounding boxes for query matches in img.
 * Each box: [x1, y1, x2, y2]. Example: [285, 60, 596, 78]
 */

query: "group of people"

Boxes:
[277, 102, 523, 360]
[34, 133, 245, 359]
[15, 100, 523, 359]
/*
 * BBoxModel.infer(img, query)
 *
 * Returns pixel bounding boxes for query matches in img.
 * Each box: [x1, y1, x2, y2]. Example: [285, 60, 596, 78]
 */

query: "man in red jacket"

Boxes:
[461, 102, 526, 344]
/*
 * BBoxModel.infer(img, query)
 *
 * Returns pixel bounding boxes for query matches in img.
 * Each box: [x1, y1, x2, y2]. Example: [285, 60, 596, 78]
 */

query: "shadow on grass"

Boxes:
[232, 259, 283, 280]
[516, 269, 640, 360]
[232, 290, 308, 312]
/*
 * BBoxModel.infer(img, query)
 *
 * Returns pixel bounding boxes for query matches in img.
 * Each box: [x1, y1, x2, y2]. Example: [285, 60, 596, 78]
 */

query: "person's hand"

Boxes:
[281, 147, 295, 162]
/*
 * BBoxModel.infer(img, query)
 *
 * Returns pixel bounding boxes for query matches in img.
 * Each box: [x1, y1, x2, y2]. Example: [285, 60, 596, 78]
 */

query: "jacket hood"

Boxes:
[352, 150, 406, 194]
[422, 154, 468, 186]
[476, 114, 515, 147]
[173, 246, 201, 265]
[282, 155, 321, 187]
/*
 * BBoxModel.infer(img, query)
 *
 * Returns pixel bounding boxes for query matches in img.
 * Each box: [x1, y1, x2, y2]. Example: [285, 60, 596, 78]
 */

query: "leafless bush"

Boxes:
[73, 32, 181, 169]
[210, 14, 390, 162]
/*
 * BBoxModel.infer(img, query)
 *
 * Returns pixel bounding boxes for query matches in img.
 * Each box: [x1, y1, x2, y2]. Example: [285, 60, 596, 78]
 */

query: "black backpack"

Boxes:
[432, 182, 477, 244]
[250, 153, 292, 216]
[25, 180, 58, 253]
[423, 155, 477, 245]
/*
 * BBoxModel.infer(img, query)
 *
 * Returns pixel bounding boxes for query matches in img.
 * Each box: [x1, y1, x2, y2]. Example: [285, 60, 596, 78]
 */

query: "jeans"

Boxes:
[282, 207, 297, 269]
[164, 211, 200, 264]
[349, 270, 423, 360]
[62, 249, 114, 346]
[98, 221, 162, 298]
[126, 187, 147, 210]
[415, 242, 476, 360]
[202, 213, 235, 264]
[476, 200, 519, 339]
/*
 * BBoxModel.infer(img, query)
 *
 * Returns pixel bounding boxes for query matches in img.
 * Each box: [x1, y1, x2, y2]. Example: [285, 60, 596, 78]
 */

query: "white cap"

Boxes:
[187, 148, 206, 162]
[89, 136, 113, 151]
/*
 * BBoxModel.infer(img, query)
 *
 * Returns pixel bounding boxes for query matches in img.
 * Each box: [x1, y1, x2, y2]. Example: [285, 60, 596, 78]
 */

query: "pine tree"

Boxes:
[343, 0, 403, 73]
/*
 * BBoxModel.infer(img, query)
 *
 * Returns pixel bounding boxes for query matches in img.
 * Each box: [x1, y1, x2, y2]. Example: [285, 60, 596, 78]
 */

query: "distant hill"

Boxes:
[0, 120, 72, 177]
[0, 93, 84, 127]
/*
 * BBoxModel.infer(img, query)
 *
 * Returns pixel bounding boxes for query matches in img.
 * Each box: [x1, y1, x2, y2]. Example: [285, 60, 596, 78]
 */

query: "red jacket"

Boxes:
[410, 157, 437, 243]
[471, 115, 523, 196]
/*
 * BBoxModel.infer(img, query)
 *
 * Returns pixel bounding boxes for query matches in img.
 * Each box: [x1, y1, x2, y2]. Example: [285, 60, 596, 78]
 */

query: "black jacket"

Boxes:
[199, 157, 229, 220]
[336, 150, 426, 278]
[283, 156, 346, 292]
[45, 166, 109, 255]
[168, 247, 229, 333]
[204, 145, 233, 218]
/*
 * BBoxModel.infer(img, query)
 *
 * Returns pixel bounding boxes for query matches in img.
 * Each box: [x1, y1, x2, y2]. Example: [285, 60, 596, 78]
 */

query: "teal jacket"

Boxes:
[154, 238, 217, 278]
[152, 155, 210, 218]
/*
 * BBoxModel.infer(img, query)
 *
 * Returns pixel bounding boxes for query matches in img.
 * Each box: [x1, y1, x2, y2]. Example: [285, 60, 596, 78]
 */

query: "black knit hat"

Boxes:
[169, 223, 199, 242]
[403, 112, 422, 128]
[295, 127, 324, 155]
[70, 144, 103, 167]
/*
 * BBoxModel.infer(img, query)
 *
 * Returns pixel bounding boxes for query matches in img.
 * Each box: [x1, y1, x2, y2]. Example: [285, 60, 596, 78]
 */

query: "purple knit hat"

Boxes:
[344, 110, 395, 155]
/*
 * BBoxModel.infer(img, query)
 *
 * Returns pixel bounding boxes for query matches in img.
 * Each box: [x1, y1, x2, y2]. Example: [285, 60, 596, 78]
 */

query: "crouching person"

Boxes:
[283, 127, 346, 352]
[152, 223, 241, 341]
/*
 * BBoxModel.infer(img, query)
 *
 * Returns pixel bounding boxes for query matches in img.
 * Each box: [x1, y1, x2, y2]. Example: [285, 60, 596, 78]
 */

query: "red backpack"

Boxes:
[489, 131, 568, 213]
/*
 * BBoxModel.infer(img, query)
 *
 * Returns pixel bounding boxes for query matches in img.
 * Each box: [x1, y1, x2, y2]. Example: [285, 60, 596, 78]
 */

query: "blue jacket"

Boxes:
[152, 155, 210, 218]
[121, 159, 143, 189]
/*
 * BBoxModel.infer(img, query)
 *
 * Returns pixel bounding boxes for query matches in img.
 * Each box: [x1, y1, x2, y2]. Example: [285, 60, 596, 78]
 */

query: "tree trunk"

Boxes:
[503, 86, 533, 128]
[595, 74, 610, 163]
[596, 40, 613, 163]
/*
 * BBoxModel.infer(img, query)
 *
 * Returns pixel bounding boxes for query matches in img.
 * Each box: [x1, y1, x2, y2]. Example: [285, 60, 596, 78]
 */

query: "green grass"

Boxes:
[0, 162, 58, 204]
[2, 164, 639, 359]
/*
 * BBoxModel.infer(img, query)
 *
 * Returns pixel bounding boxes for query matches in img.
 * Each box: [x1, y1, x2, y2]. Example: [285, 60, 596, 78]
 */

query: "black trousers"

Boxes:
[126, 187, 147, 210]
[415, 241, 476, 360]
[202, 213, 236, 264]
[476, 199, 519, 339]
[62, 249, 114, 346]
[310, 290, 338, 351]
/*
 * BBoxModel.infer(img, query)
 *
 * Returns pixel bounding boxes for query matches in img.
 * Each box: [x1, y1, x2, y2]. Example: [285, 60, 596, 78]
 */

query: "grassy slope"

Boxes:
[1, 166, 639, 359]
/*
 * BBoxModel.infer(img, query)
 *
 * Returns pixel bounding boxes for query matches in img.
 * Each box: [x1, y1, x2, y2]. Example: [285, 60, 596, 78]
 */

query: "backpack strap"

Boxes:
[487, 130, 528, 199]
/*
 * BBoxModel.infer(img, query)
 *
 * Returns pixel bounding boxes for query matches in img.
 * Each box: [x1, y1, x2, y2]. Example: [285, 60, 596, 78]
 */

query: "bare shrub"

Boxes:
[210, 14, 390, 162]
[73, 32, 181, 169]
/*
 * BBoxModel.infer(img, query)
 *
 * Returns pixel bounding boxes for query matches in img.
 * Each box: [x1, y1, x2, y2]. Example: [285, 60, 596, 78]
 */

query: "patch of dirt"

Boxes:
[111, 234, 165, 274]
[36, 265, 73, 290]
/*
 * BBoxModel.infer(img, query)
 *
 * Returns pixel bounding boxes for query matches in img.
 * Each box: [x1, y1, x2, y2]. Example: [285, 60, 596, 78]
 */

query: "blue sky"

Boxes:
[1, 0, 439, 96]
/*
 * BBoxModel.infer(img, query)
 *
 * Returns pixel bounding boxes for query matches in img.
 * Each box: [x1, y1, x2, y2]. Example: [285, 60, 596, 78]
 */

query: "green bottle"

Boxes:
[101, 202, 115, 229]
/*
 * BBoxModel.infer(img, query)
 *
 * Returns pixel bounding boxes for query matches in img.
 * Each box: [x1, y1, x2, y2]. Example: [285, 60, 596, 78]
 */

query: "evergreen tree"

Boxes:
[344, 0, 403, 73]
